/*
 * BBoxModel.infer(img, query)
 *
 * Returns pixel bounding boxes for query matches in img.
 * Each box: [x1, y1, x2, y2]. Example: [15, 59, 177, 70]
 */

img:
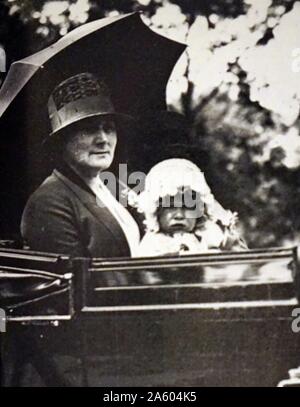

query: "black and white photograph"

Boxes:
[0, 0, 300, 389]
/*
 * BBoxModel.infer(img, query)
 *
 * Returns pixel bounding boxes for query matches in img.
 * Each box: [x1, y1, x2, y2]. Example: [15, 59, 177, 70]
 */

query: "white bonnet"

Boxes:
[129, 159, 236, 232]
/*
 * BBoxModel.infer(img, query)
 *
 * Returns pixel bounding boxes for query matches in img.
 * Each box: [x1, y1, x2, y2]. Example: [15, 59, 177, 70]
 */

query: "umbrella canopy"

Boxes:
[0, 12, 186, 126]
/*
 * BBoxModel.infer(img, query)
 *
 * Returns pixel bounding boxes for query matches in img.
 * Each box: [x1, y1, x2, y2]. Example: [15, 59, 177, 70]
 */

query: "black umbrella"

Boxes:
[0, 12, 185, 127]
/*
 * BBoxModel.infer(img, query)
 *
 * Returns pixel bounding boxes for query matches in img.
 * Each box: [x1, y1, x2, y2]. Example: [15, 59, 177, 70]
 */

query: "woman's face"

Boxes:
[63, 117, 117, 174]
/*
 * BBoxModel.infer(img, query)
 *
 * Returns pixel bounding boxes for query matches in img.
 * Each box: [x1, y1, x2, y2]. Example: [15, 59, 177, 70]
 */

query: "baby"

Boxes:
[131, 159, 246, 258]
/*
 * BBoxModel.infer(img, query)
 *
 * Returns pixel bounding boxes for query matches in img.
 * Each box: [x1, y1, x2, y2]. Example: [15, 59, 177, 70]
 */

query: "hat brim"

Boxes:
[43, 111, 135, 148]
[50, 111, 134, 136]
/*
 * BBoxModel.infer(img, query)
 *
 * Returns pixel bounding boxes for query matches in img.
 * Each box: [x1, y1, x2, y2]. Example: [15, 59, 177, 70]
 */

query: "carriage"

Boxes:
[1, 243, 299, 386]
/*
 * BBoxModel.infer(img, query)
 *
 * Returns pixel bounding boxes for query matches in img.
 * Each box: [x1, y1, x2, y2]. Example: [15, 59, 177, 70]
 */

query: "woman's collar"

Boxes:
[55, 160, 96, 197]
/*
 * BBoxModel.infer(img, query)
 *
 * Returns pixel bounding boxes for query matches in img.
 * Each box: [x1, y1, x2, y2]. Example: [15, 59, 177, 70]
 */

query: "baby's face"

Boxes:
[157, 193, 203, 235]
[158, 207, 197, 234]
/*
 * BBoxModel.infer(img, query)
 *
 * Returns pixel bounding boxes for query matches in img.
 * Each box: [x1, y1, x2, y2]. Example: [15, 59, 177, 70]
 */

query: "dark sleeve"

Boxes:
[21, 190, 86, 257]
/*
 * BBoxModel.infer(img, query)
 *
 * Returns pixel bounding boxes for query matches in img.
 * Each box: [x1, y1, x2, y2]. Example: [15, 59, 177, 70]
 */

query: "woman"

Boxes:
[21, 72, 140, 259]
[5, 73, 141, 387]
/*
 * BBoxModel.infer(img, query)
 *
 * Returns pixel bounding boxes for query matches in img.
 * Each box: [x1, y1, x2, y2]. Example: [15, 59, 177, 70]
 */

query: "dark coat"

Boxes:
[5, 166, 141, 387]
[21, 168, 132, 258]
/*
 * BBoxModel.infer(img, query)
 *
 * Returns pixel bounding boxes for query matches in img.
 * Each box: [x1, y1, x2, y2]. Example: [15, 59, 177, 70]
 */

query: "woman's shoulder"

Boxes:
[24, 171, 74, 210]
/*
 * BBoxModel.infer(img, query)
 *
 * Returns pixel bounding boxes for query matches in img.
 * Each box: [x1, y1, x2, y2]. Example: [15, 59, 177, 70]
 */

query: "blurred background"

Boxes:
[1, 0, 300, 248]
